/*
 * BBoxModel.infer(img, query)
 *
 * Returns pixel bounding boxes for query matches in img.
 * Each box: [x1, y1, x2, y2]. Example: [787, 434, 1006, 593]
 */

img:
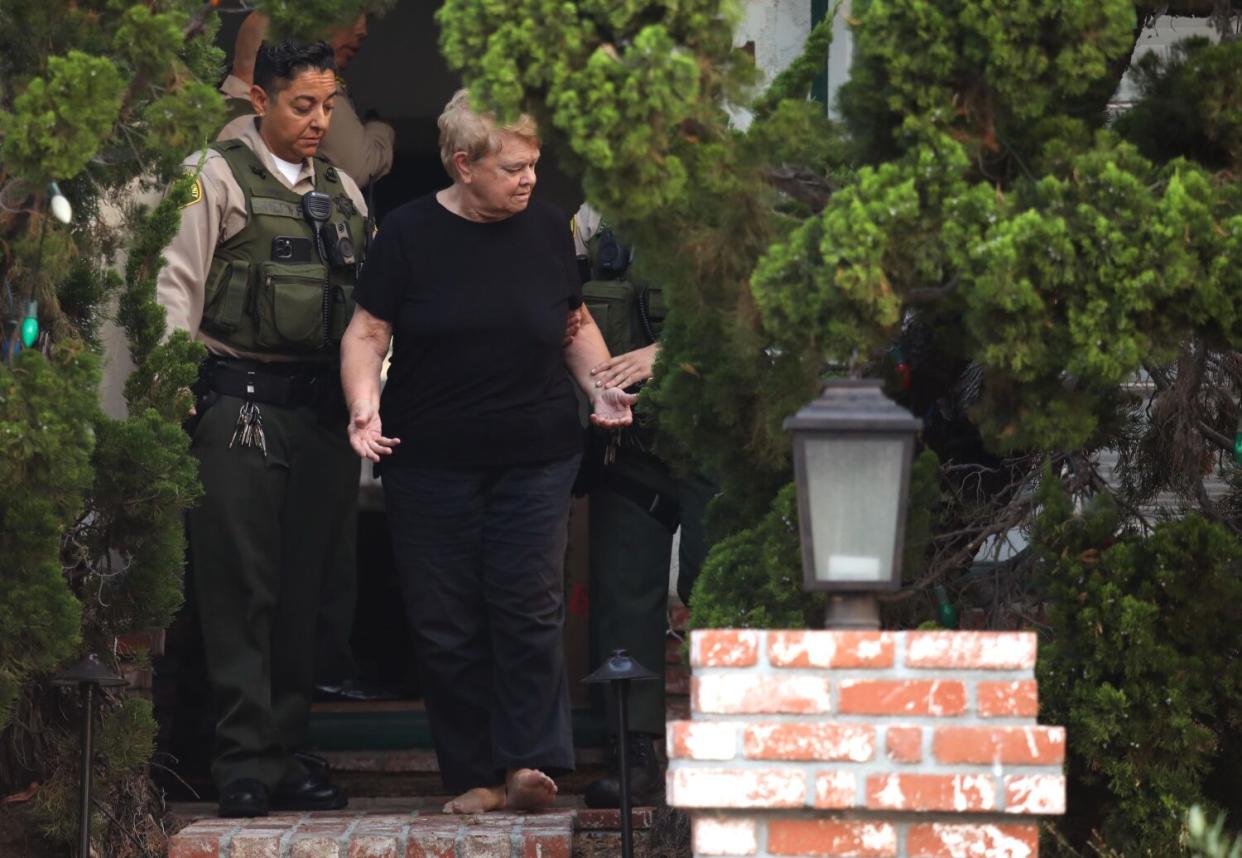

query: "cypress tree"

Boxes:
[0, 1, 389, 852]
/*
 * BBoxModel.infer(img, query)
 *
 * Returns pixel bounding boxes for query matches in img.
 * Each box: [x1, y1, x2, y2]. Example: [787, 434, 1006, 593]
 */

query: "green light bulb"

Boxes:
[934, 584, 959, 630]
[20, 301, 38, 348]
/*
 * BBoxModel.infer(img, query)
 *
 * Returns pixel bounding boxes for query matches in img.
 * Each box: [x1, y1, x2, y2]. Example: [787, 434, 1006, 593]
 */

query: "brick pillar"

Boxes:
[667, 630, 1065, 858]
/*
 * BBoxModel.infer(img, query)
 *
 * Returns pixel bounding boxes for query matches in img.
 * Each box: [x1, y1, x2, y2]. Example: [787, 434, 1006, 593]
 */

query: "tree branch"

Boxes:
[904, 276, 960, 305]
[761, 166, 838, 211]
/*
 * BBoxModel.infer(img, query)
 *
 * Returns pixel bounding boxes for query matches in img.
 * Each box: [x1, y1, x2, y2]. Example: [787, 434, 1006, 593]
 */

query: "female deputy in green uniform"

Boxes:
[156, 40, 367, 818]
[340, 89, 635, 814]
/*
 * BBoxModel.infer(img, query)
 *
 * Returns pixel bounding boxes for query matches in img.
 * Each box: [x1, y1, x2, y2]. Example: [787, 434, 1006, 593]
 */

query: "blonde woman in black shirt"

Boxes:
[341, 89, 634, 814]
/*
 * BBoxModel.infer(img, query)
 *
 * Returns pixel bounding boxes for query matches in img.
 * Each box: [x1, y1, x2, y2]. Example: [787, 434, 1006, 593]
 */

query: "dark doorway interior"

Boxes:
[214, 0, 582, 217]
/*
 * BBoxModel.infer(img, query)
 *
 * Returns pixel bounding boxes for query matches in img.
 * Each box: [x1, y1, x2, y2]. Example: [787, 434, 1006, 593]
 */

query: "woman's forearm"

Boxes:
[341, 342, 381, 413]
[340, 310, 390, 413]
[563, 307, 612, 403]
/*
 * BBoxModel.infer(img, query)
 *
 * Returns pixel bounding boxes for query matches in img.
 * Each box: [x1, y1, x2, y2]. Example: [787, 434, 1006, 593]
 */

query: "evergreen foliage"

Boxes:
[0, 1, 361, 853]
[1036, 479, 1242, 856]
[689, 483, 825, 630]
[1188, 805, 1242, 858]
[0, 52, 126, 182]
[0, 0, 390, 850]
[0, 347, 97, 729]
[263, 0, 398, 40]
[1114, 36, 1242, 169]
[438, 0, 1242, 853]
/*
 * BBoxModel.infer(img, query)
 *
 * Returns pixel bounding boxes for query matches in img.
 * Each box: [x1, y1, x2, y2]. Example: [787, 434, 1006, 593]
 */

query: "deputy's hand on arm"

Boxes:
[590, 342, 658, 390]
[563, 305, 637, 427]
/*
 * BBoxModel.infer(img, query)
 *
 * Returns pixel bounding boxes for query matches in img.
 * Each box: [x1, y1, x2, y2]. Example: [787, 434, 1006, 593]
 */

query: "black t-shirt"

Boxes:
[354, 193, 583, 469]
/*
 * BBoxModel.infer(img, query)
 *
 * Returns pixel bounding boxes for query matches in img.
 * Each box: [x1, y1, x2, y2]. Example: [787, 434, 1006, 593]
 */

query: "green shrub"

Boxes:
[1036, 480, 1242, 856]
[1187, 805, 1242, 858]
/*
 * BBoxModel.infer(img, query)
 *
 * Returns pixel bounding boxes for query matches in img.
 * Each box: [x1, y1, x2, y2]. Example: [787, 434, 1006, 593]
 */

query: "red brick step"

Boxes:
[170, 808, 574, 858]
[168, 803, 661, 858]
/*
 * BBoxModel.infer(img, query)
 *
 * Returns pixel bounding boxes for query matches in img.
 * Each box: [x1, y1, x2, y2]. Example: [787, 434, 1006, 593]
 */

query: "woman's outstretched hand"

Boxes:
[590, 386, 638, 428]
[348, 400, 401, 462]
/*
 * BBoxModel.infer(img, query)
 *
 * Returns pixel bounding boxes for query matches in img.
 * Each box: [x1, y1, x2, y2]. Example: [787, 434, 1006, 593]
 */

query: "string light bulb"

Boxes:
[48, 181, 72, 225]
[20, 301, 38, 348]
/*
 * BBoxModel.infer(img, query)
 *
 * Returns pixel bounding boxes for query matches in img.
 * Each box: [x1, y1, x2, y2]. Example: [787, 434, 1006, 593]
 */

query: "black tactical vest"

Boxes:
[582, 225, 666, 356]
[200, 140, 368, 357]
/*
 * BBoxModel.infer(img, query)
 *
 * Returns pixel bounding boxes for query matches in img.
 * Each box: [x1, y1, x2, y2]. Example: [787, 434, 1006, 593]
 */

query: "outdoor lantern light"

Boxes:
[784, 379, 922, 630]
[583, 649, 658, 858]
[51, 653, 127, 858]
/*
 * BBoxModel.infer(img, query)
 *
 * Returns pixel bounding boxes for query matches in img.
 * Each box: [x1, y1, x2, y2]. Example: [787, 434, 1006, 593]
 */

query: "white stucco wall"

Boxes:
[824, 5, 855, 118]
[97, 181, 159, 421]
[736, 0, 815, 83]
[732, 0, 829, 129]
[732, 7, 1221, 127]
[731, 0, 858, 128]
[1113, 15, 1220, 106]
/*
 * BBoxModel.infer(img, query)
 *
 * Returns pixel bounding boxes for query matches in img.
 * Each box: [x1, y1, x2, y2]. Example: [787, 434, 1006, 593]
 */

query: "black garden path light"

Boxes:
[582, 648, 658, 858]
[784, 379, 922, 630]
[50, 653, 127, 858]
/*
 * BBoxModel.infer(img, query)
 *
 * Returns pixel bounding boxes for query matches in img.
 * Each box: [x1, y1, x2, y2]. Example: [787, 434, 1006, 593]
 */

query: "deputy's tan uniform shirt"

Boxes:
[156, 117, 368, 361]
[571, 202, 604, 257]
[219, 73, 251, 103]
[317, 83, 394, 188]
[217, 80, 394, 189]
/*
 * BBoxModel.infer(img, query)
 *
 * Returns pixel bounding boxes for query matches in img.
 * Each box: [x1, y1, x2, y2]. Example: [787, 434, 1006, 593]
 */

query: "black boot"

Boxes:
[584, 732, 664, 809]
[218, 778, 269, 818]
[271, 770, 348, 811]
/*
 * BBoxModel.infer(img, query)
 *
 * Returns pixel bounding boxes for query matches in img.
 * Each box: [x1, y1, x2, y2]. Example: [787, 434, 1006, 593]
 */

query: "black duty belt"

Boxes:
[202, 358, 341, 409]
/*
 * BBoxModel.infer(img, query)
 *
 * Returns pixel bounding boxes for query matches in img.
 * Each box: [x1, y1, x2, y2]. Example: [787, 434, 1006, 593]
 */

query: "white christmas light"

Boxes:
[48, 182, 72, 224]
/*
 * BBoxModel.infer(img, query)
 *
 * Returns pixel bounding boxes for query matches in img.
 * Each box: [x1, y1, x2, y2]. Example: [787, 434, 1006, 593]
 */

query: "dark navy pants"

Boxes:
[382, 454, 580, 791]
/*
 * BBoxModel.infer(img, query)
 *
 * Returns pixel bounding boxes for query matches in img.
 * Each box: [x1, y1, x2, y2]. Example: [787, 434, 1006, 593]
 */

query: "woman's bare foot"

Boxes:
[504, 768, 557, 811]
[442, 785, 505, 814]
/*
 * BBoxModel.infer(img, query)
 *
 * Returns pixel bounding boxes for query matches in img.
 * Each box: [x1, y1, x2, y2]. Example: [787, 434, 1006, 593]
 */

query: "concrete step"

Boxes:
[168, 801, 662, 858]
[315, 748, 608, 773]
[159, 754, 614, 806]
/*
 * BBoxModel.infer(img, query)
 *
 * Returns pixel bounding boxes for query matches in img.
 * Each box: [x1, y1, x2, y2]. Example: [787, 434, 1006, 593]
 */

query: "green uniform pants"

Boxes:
[189, 393, 359, 789]
[588, 447, 716, 735]
[314, 513, 357, 684]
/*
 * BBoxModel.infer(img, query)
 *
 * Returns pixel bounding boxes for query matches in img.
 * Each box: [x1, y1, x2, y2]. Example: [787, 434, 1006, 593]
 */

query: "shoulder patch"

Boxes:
[181, 178, 204, 209]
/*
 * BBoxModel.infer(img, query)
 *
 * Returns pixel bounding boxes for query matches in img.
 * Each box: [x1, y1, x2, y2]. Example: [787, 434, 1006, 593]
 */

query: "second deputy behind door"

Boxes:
[220, 11, 394, 190]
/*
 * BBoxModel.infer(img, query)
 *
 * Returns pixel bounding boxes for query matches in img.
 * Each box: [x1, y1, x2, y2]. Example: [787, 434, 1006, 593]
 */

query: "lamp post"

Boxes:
[784, 380, 922, 630]
[582, 649, 658, 858]
[50, 653, 128, 858]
